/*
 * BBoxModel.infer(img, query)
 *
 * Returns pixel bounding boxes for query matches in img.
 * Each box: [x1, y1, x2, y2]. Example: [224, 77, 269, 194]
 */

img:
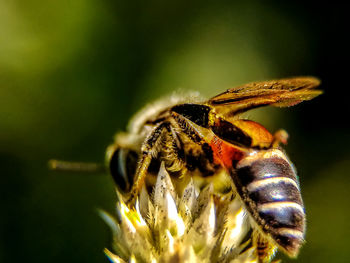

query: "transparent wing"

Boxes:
[207, 77, 322, 116]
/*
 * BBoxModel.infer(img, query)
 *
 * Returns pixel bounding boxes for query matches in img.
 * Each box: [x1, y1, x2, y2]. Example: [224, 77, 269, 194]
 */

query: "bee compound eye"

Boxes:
[109, 148, 138, 193]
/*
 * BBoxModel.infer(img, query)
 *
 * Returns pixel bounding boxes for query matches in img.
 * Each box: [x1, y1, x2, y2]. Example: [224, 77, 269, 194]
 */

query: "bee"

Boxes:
[106, 77, 321, 259]
[50, 77, 321, 261]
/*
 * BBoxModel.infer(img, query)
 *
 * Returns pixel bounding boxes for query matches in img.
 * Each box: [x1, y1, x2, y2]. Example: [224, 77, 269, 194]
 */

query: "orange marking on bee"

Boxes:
[210, 136, 244, 168]
[232, 119, 274, 148]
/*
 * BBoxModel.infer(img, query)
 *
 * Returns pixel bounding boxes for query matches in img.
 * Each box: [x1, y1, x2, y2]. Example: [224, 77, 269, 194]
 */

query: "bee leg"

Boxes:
[171, 112, 206, 145]
[272, 129, 289, 148]
[171, 112, 220, 175]
[253, 230, 277, 263]
[126, 122, 171, 206]
[164, 125, 186, 174]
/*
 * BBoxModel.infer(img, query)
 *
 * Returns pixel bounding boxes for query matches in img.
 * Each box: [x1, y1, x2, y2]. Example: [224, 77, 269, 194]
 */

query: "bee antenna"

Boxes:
[48, 159, 107, 173]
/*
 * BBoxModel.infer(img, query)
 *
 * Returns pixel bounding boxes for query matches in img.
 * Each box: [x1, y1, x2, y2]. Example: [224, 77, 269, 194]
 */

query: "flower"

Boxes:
[101, 163, 277, 263]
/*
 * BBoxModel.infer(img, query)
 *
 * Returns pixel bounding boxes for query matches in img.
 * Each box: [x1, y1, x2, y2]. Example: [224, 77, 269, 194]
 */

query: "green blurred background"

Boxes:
[0, 1, 349, 262]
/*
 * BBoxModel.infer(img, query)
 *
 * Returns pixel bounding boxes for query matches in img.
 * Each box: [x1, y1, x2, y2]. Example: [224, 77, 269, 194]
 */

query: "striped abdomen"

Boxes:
[233, 149, 305, 257]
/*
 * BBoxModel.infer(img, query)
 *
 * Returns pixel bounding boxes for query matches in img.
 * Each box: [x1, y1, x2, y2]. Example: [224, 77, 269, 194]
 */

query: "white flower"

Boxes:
[101, 163, 274, 263]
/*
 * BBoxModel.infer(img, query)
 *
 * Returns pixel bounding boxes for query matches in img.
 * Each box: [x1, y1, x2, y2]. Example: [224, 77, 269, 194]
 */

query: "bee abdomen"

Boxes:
[247, 177, 302, 205]
[234, 152, 305, 256]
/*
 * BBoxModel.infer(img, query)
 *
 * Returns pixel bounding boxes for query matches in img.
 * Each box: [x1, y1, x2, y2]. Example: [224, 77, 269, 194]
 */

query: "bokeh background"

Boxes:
[1, 1, 349, 262]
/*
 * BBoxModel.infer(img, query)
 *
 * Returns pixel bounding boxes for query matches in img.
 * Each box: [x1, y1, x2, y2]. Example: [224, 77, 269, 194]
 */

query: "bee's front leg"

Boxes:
[126, 122, 171, 207]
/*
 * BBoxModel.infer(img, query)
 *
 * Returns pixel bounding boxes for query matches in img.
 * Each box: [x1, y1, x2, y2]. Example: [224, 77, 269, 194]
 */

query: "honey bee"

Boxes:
[50, 77, 321, 261]
[105, 77, 321, 260]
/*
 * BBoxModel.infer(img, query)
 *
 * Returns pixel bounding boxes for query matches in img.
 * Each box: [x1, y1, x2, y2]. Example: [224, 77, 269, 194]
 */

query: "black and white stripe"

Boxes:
[233, 149, 305, 256]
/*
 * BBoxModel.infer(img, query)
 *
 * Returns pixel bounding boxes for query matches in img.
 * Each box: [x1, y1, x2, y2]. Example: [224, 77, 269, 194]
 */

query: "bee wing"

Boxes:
[208, 77, 322, 115]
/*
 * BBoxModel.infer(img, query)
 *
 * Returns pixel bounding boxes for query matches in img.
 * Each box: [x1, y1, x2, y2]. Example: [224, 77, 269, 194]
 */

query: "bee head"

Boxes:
[107, 147, 138, 194]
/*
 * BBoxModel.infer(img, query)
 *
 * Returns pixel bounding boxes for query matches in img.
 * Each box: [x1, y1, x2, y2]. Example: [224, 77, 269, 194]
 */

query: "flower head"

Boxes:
[101, 163, 277, 263]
